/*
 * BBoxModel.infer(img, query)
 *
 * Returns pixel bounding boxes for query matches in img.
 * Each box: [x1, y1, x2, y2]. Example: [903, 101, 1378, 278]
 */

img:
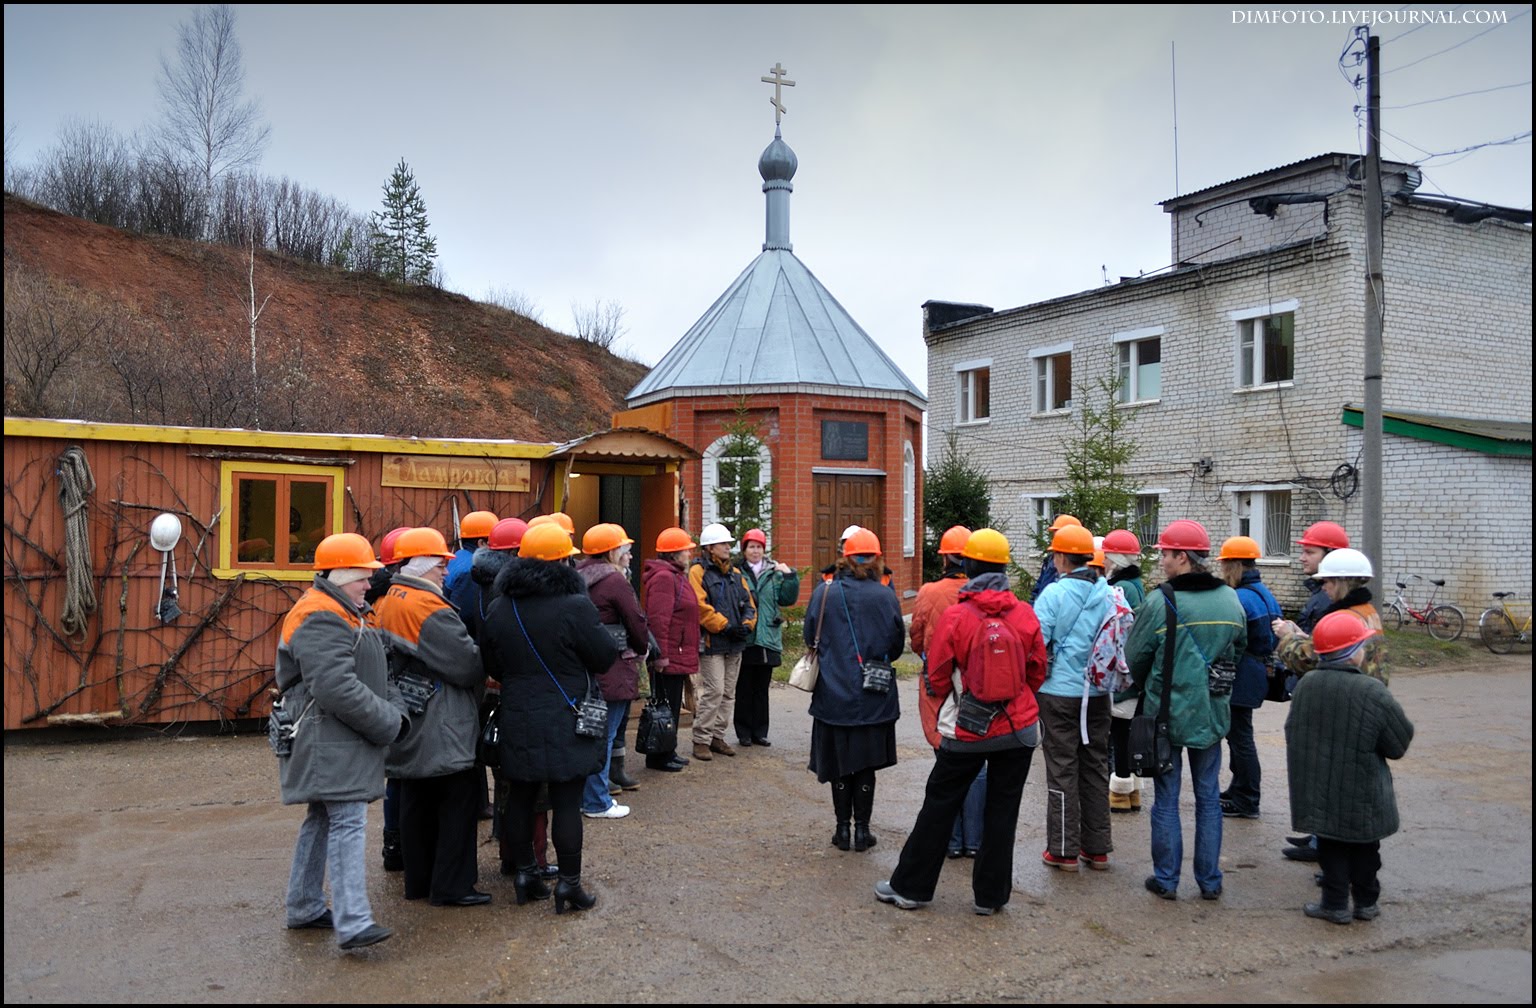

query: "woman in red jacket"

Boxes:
[640, 527, 700, 772]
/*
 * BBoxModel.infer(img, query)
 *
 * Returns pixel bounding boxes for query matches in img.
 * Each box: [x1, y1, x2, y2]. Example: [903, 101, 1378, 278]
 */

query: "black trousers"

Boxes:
[399, 766, 481, 902]
[888, 745, 1036, 909]
[1110, 715, 1132, 779]
[1316, 837, 1382, 911]
[505, 777, 584, 879]
[646, 674, 686, 767]
[734, 661, 774, 742]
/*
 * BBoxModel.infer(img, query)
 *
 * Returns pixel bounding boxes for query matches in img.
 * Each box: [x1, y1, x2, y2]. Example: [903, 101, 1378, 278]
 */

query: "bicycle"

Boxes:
[1384, 575, 1465, 642]
[1478, 593, 1532, 654]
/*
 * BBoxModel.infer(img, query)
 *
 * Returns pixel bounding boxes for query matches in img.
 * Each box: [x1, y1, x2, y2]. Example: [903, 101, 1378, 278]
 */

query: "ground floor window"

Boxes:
[220, 462, 346, 577]
[1232, 488, 1292, 557]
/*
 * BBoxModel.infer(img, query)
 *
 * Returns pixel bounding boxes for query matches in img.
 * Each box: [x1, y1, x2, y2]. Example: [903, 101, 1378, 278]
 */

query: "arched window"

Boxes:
[903, 441, 916, 557]
[701, 434, 773, 533]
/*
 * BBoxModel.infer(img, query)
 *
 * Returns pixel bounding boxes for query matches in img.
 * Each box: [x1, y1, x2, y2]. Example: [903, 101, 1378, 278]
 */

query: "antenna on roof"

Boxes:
[1171, 42, 1180, 197]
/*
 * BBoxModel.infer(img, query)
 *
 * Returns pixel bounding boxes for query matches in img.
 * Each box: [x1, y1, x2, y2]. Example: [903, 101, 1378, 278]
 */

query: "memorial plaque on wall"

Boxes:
[821, 420, 869, 461]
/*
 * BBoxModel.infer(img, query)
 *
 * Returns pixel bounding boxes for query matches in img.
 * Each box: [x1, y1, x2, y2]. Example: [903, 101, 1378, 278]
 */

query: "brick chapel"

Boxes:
[614, 76, 927, 601]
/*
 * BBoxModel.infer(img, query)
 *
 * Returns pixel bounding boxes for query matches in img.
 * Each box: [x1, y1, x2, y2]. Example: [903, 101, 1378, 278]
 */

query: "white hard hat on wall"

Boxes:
[699, 522, 734, 547]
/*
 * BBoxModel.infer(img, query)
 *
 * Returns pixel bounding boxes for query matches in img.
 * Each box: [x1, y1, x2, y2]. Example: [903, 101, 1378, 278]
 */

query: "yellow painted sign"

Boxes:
[381, 455, 531, 492]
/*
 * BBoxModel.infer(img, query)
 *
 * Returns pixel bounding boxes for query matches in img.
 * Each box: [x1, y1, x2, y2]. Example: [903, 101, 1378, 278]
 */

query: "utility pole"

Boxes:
[1363, 31, 1384, 599]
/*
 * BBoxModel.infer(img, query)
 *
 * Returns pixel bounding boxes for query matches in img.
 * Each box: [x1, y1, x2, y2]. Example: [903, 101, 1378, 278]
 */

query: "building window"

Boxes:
[1233, 489, 1292, 557]
[1032, 346, 1072, 413]
[1024, 494, 1060, 554]
[1116, 334, 1162, 402]
[702, 435, 773, 532]
[902, 441, 916, 558]
[1134, 493, 1161, 547]
[219, 462, 345, 578]
[956, 361, 991, 424]
[1234, 309, 1295, 387]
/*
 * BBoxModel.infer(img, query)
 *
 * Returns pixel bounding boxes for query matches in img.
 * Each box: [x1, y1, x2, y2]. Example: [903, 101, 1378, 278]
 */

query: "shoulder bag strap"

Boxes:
[1156, 582, 1177, 723]
[510, 597, 584, 712]
[809, 580, 830, 650]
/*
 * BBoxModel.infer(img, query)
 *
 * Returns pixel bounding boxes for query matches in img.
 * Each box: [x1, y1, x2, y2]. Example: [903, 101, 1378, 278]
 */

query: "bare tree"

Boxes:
[570, 298, 627, 350]
[34, 118, 134, 225]
[155, 4, 270, 231]
[484, 285, 544, 323]
[2, 265, 108, 417]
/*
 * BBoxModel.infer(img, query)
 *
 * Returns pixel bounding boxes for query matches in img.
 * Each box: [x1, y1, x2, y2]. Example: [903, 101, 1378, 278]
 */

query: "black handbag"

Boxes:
[635, 672, 678, 755]
[477, 701, 500, 765]
[1127, 584, 1177, 778]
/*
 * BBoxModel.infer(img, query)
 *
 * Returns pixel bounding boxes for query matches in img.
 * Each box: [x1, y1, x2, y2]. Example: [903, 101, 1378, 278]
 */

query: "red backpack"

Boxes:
[961, 601, 1027, 702]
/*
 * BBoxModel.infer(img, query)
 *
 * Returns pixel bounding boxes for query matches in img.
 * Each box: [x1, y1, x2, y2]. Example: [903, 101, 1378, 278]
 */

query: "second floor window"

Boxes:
[957, 365, 991, 423]
[1237, 311, 1294, 387]
[1034, 351, 1072, 412]
[1118, 335, 1162, 402]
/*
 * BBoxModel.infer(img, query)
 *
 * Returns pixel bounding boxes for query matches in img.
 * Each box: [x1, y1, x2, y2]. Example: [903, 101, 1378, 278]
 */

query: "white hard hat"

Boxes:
[1316, 547, 1373, 579]
[698, 523, 734, 547]
[840, 525, 863, 542]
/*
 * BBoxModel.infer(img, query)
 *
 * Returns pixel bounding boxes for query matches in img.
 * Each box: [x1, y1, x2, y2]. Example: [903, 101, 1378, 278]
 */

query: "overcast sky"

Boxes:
[5, 5, 1532, 395]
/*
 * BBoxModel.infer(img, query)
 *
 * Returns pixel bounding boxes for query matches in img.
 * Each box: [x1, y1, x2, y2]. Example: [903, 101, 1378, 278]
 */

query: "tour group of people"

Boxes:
[272, 507, 1411, 951]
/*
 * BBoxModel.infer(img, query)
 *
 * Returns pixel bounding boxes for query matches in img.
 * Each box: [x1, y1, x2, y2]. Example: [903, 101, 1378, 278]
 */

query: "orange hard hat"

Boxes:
[582, 522, 634, 555]
[938, 526, 972, 555]
[313, 532, 383, 571]
[378, 526, 413, 565]
[519, 523, 581, 561]
[1155, 520, 1211, 552]
[488, 518, 528, 551]
[1090, 549, 1106, 570]
[842, 528, 882, 557]
[547, 511, 576, 534]
[459, 510, 499, 539]
[393, 527, 456, 560]
[655, 527, 697, 552]
[1050, 525, 1095, 554]
[1219, 535, 1263, 560]
[1047, 514, 1081, 532]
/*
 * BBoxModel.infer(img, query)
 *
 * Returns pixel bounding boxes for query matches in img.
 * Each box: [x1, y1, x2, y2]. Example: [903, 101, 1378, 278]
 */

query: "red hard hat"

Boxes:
[1101, 529, 1141, 554]
[379, 526, 413, 565]
[741, 528, 767, 547]
[488, 518, 528, 551]
[1313, 611, 1377, 656]
[1297, 521, 1350, 550]
[1155, 519, 1211, 552]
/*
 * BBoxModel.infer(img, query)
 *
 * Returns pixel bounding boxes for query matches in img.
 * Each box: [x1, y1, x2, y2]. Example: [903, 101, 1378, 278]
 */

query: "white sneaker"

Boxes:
[583, 803, 630, 820]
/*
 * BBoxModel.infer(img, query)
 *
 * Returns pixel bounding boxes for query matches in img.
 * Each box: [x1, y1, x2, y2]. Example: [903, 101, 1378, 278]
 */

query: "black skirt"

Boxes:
[807, 719, 898, 783]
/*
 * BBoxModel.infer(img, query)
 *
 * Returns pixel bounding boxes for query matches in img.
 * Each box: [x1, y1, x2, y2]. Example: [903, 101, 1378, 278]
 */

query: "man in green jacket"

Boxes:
[1125, 520, 1245, 902]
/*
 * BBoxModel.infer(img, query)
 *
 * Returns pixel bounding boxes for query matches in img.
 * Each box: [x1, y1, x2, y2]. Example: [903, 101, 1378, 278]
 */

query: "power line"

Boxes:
[1383, 11, 1529, 75]
[1383, 4, 1466, 44]
[1384, 80, 1531, 110]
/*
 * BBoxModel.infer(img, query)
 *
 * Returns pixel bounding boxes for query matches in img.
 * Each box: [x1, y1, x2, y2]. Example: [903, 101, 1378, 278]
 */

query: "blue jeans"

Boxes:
[949, 764, 988, 853]
[286, 800, 375, 944]
[1225, 706, 1261, 813]
[1150, 744, 1223, 894]
[581, 700, 629, 813]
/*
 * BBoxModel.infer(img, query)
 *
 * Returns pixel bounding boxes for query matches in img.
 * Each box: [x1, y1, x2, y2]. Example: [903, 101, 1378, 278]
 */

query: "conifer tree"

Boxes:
[368, 158, 438, 284]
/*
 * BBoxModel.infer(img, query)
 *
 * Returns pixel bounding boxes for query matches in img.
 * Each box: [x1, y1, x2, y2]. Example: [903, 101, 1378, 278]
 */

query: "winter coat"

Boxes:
[1286, 661, 1414, 842]
[805, 570, 905, 728]
[482, 558, 618, 783]
[577, 557, 646, 702]
[926, 572, 1048, 752]
[276, 576, 405, 805]
[1275, 588, 1389, 686]
[691, 554, 757, 656]
[1232, 569, 1282, 709]
[375, 574, 483, 780]
[1125, 572, 1247, 751]
[448, 546, 513, 645]
[443, 546, 475, 600]
[1297, 578, 1331, 632]
[1035, 568, 1114, 699]
[1031, 553, 1059, 602]
[736, 557, 801, 656]
[642, 557, 700, 677]
[1108, 565, 1146, 610]
[910, 570, 966, 656]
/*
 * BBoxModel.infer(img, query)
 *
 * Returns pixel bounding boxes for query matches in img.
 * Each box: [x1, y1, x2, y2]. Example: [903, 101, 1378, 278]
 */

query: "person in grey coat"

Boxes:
[276, 533, 409, 951]
[1286, 611, 1414, 925]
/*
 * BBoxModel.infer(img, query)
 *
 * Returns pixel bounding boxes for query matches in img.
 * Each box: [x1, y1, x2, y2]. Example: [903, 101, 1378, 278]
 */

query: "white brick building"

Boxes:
[923, 153, 1531, 612]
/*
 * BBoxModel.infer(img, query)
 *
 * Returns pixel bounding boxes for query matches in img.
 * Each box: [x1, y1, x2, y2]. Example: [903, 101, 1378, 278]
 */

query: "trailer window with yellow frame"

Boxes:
[216, 462, 347, 579]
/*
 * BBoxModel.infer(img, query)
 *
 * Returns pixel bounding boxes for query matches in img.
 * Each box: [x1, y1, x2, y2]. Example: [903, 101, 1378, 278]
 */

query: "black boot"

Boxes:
[610, 749, 640, 791]
[381, 828, 404, 872]
[831, 779, 853, 850]
[554, 875, 597, 914]
[513, 865, 551, 905]
[853, 776, 878, 852]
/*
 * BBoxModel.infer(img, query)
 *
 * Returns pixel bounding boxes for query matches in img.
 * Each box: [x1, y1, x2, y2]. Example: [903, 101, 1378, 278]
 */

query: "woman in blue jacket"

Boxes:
[1217, 536, 1281, 819]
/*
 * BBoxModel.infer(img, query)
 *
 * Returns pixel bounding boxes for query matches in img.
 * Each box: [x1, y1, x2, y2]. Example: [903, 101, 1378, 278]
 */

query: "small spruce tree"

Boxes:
[1051, 375, 1142, 549]
[922, 433, 993, 582]
[368, 158, 438, 284]
[712, 398, 775, 539]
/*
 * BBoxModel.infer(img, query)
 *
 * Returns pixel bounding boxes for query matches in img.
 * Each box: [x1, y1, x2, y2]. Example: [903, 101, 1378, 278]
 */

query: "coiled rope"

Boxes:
[57, 446, 97, 639]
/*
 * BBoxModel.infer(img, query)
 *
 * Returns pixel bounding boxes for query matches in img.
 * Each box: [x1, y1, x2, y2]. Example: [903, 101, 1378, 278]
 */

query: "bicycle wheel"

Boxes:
[1426, 605, 1464, 642]
[1480, 609, 1517, 654]
[1385, 603, 1406, 631]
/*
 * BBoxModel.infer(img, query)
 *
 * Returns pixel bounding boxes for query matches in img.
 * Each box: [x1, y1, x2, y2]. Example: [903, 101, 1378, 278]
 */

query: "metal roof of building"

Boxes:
[626, 129, 925, 409]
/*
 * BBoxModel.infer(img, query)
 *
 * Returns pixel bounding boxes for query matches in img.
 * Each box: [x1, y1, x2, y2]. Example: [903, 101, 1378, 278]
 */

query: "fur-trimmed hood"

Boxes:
[494, 556, 587, 599]
[471, 546, 513, 586]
